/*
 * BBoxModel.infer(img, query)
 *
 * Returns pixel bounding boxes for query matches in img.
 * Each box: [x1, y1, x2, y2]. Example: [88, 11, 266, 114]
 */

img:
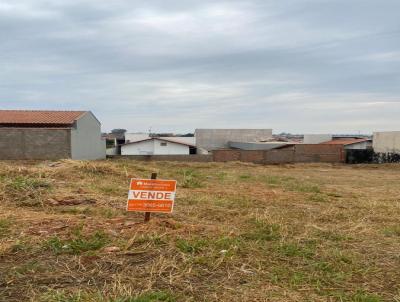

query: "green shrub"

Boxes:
[352, 291, 382, 302]
[241, 219, 281, 241]
[41, 290, 176, 302]
[119, 291, 176, 302]
[181, 169, 203, 188]
[176, 238, 207, 254]
[9, 176, 51, 191]
[276, 243, 315, 258]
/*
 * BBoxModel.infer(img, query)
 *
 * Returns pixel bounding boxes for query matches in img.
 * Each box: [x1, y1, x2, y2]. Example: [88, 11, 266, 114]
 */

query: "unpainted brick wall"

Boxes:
[294, 144, 344, 163]
[212, 150, 264, 163]
[212, 150, 241, 162]
[264, 148, 295, 163]
[0, 128, 71, 160]
[213, 145, 345, 164]
[237, 150, 265, 163]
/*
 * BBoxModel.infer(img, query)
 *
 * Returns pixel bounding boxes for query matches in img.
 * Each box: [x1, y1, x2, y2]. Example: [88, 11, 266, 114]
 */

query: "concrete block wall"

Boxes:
[0, 128, 71, 160]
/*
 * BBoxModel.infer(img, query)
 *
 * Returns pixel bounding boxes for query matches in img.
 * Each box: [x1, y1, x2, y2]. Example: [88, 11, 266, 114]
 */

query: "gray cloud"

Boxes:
[0, 0, 399, 133]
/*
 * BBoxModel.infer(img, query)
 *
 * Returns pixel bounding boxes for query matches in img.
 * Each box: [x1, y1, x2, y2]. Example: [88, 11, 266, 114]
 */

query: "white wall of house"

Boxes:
[122, 140, 154, 155]
[154, 139, 189, 155]
[344, 141, 372, 150]
[373, 131, 400, 153]
[70, 112, 106, 160]
[121, 139, 189, 155]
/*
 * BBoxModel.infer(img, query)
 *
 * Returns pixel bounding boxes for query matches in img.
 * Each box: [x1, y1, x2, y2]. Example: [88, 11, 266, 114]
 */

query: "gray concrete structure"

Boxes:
[70, 112, 106, 160]
[0, 111, 105, 160]
[303, 134, 333, 144]
[195, 129, 273, 151]
[373, 131, 400, 153]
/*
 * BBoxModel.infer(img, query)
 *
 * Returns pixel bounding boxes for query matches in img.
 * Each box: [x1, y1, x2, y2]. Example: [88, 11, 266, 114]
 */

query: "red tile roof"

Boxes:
[0, 110, 87, 127]
[321, 138, 370, 145]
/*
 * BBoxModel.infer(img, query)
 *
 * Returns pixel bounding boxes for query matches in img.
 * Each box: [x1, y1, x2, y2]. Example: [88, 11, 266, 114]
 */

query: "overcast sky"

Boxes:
[1, 0, 399, 133]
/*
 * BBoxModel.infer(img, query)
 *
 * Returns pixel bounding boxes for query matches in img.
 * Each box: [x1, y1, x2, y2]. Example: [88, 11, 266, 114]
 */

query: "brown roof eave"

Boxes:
[0, 123, 74, 128]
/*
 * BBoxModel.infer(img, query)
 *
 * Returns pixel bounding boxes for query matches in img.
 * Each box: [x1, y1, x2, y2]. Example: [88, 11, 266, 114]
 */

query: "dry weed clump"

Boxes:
[0, 173, 52, 207]
[0, 160, 399, 302]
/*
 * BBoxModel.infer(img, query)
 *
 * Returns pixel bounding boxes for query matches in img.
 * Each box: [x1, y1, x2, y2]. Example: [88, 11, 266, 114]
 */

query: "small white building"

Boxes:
[125, 133, 196, 146]
[121, 137, 195, 155]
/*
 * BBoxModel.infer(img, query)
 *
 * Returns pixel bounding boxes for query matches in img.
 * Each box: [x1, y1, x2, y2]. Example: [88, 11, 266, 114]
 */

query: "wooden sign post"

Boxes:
[126, 173, 177, 222]
[144, 172, 157, 222]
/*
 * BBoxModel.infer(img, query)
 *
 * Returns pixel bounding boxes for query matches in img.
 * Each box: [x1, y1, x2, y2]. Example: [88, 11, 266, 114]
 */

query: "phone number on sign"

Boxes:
[142, 203, 171, 208]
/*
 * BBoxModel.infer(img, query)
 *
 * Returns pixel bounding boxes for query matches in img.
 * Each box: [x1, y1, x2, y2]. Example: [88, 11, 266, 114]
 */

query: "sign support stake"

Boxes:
[144, 172, 157, 222]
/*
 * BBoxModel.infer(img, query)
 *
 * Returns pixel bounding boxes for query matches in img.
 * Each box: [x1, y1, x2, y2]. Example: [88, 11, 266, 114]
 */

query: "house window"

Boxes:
[160, 142, 167, 146]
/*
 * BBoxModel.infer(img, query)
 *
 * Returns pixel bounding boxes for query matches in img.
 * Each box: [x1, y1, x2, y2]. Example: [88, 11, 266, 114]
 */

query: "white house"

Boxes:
[125, 133, 196, 146]
[121, 137, 195, 155]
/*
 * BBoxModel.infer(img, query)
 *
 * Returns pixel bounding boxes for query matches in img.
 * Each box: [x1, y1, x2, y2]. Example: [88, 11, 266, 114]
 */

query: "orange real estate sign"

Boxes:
[127, 179, 177, 213]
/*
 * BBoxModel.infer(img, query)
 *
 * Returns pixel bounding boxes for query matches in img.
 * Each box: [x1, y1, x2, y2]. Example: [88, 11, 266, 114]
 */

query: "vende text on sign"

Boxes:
[127, 179, 177, 213]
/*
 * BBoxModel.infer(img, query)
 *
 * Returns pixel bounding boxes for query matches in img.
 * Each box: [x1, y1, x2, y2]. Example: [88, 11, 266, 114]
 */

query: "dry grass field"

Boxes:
[0, 159, 399, 302]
